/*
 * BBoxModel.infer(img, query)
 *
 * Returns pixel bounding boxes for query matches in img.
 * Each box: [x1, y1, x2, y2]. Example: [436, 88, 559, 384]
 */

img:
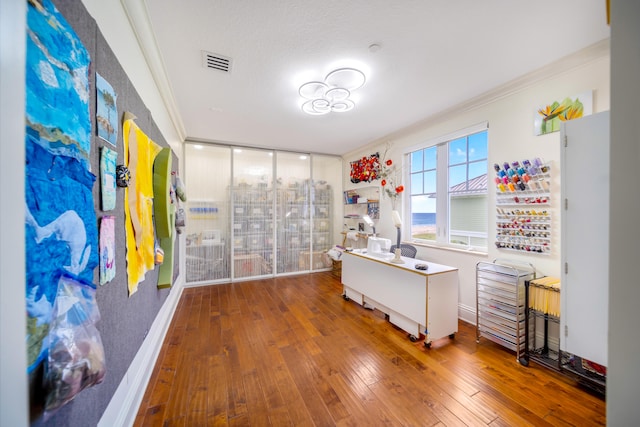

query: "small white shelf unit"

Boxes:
[343, 186, 379, 233]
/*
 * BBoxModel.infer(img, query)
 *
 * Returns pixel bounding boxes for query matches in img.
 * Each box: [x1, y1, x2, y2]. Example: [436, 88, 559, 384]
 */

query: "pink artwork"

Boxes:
[99, 215, 116, 285]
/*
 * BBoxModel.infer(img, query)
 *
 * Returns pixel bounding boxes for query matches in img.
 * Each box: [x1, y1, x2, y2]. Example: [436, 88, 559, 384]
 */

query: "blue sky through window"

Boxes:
[410, 131, 487, 213]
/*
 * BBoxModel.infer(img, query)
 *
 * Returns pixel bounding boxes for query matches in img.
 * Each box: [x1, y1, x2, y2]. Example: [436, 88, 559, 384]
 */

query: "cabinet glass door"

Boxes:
[275, 152, 310, 274]
[184, 144, 231, 283]
[232, 148, 275, 278]
[184, 145, 342, 281]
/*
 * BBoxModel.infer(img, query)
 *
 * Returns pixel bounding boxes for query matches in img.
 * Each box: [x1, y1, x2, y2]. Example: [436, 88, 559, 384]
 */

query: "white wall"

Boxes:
[81, 0, 183, 155]
[0, 0, 28, 425]
[608, 0, 640, 423]
[343, 43, 610, 324]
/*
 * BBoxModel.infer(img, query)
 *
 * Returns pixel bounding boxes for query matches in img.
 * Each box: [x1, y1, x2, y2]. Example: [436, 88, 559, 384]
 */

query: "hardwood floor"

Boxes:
[134, 272, 605, 426]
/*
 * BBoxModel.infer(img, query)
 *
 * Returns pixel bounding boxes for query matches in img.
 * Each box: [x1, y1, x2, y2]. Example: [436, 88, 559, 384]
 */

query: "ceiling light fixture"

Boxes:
[299, 67, 365, 115]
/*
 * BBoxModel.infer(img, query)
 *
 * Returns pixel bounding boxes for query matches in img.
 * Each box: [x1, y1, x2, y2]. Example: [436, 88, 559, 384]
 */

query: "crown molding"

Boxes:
[347, 38, 611, 158]
[120, 0, 186, 141]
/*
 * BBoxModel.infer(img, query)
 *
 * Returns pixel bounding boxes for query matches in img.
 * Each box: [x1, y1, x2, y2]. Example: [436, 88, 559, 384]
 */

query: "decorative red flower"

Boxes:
[375, 147, 403, 210]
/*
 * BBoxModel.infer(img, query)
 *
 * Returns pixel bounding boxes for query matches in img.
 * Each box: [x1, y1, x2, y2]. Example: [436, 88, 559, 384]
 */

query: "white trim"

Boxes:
[120, 0, 186, 141]
[98, 278, 185, 427]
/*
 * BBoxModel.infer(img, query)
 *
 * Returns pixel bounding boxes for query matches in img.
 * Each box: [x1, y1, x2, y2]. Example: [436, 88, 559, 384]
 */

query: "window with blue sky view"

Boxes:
[409, 128, 488, 249]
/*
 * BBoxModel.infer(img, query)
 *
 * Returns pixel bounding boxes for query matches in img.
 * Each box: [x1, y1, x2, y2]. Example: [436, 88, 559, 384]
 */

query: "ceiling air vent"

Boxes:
[202, 51, 232, 73]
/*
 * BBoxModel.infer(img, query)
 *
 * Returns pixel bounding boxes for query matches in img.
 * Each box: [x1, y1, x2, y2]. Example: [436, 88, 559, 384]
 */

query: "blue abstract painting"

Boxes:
[25, 0, 91, 169]
[25, 0, 98, 375]
[96, 73, 118, 146]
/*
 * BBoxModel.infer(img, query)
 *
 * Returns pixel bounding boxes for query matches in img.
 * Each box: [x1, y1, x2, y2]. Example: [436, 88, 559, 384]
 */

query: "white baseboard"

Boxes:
[458, 303, 476, 325]
[98, 277, 184, 427]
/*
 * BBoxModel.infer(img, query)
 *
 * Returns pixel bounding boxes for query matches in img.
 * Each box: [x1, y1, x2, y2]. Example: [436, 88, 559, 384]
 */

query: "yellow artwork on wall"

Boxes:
[123, 112, 162, 295]
[533, 90, 593, 136]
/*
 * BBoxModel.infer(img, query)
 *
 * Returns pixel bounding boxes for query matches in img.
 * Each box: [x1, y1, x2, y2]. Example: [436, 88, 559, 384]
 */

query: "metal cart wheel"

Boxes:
[424, 341, 432, 349]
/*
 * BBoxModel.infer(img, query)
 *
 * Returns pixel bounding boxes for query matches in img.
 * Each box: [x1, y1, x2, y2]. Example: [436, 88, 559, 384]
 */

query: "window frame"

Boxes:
[403, 122, 489, 252]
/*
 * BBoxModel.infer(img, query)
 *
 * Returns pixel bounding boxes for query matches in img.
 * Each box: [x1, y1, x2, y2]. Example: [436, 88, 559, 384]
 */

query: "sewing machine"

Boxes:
[366, 236, 393, 259]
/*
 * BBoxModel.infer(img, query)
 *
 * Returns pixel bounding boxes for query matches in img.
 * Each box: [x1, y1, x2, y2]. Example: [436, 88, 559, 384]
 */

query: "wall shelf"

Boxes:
[343, 186, 380, 224]
[494, 159, 552, 255]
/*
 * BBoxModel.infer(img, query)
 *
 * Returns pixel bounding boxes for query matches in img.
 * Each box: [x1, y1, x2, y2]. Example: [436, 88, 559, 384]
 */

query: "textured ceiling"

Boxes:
[137, 0, 610, 155]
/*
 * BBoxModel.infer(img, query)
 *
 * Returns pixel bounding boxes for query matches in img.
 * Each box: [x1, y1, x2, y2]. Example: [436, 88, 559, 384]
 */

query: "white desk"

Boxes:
[341, 250, 459, 347]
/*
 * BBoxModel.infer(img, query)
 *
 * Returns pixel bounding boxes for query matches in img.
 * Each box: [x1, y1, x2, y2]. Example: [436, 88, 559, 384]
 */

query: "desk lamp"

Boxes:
[363, 215, 375, 236]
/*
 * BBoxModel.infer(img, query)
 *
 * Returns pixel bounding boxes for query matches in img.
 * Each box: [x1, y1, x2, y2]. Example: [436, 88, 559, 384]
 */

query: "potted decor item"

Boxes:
[377, 148, 405, 263]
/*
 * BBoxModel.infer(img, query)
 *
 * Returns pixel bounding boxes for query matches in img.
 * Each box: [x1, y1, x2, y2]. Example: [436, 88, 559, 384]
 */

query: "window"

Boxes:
[408, 124, 488, 250]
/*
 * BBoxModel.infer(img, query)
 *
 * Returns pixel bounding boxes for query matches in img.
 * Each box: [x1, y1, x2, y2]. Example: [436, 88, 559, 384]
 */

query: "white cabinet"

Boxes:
[560, 111, 610, 367]
[342, 251, 459, 347]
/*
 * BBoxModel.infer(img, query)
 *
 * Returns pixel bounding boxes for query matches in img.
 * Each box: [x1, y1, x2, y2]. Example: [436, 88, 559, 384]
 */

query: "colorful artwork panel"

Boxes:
[25, 141, 98, 372]
[96, 73, 118, 146]
[350, 152, 380, 183]
[123, 113, 162, 295]
[100, 146, 117, 211]
[25, 0, 99, 389]
[25, 0, 91, 168]
[99, 216, 116, 285]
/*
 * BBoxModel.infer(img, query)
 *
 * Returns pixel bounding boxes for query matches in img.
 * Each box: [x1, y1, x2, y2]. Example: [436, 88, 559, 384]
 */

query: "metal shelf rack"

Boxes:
[522, 278, 606, 396]
[476, 259, 535, 364]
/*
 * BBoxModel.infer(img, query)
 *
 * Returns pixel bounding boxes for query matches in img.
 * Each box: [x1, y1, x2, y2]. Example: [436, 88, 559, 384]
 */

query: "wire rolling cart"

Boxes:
[522, 277, 606, 395]
[522, 277, 562, 370]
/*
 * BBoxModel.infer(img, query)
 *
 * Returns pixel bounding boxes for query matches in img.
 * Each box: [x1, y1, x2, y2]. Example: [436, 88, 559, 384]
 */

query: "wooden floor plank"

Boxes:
[242, 368, 272, 427]
[279, 343, 337, 425]
[135, 272, 606, 426]
[473, 389, 553, 427]
[207, 354, 229, 425]
[368, 378, 441, 427]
